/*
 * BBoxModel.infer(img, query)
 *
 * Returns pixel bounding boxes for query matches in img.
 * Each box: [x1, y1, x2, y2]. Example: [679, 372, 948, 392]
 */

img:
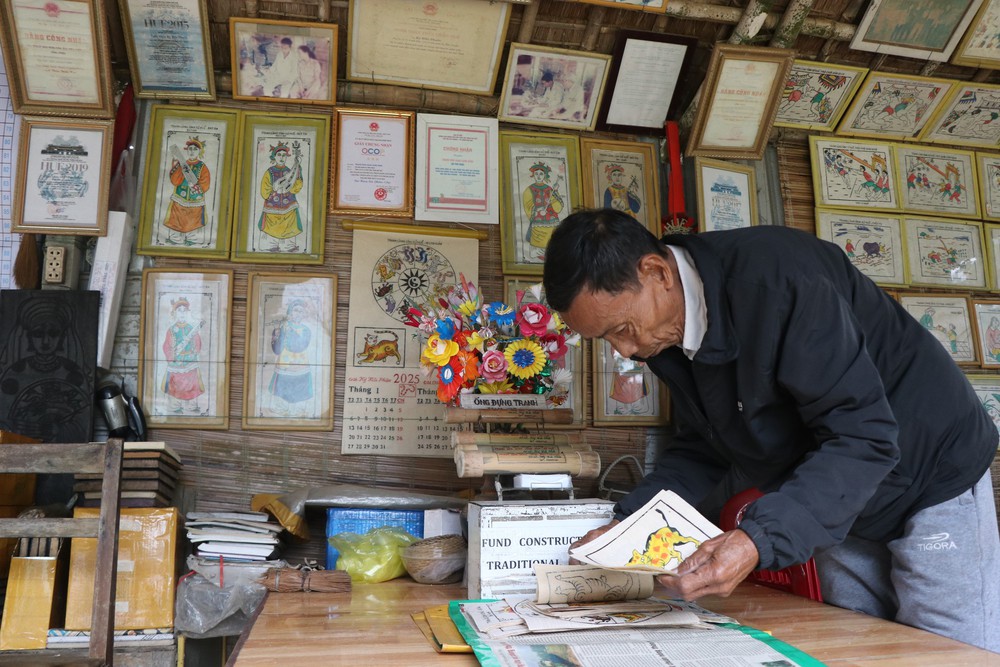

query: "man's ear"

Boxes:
[636, 253, 675, 290]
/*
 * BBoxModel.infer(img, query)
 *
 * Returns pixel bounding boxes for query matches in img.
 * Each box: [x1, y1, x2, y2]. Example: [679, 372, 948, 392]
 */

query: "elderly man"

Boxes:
[543, 208, 999, 652]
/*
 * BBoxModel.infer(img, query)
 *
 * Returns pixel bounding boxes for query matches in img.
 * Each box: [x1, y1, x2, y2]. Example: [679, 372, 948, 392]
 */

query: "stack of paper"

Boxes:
[185, 511, 285, 562]
[75, 441, 182, 508]
[47, 627, 174, 649]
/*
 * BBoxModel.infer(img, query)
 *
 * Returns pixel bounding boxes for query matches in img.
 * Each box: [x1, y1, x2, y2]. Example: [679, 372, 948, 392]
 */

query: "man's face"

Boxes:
[184, 144, 199, 159]
[281, 43, 291, 55]
[275, 151, 288, 165]
[560, 253, 684, 360]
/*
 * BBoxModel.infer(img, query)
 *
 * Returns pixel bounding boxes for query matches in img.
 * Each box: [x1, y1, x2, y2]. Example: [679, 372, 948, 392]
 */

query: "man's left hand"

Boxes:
[654, 529, 759, 600]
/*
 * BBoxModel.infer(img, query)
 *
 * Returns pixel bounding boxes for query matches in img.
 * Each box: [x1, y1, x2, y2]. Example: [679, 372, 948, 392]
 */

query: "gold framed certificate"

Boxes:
[332, 108, 414, 218]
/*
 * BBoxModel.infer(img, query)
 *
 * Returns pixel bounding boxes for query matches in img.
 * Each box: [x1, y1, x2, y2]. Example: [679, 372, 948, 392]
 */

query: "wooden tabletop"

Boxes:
[228, 579, 1000, 666]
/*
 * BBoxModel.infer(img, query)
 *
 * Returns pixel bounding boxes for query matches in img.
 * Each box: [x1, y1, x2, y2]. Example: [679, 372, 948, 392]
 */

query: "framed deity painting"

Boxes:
[499, 130, 581, 275]
[232, 111, 330, 264]
[972, 299, 1000, 367]
[977, 153, 1000, 222]
[592, 340, 668, 427]
[137, 105, 240, 259]
[579, 137, 661, 234]
[952, 0, 1000, 68]
[893, 144, 981, 219]
[965, 374, 1000, 436]
[918, 83, 1000, 148]
[902, 216, 987, 290]
[505, 277, 587, 429]
[836, 72, 955, 141]
[230, 17, 337, 105]
[810, 136, 900, 212]
[898, 293, 979, 365]
[695, 158, 758, 232]
[814, 208, 907, 287]
[850, 0, 985, 62]
[243, 272, 336, 431]
[773, 60, 868, 132]
[139, 269, 233, 429]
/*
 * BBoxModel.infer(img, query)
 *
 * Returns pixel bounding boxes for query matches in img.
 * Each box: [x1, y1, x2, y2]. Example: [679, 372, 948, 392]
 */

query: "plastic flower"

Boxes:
[504, 339, 547, 379]
[486, 302, 516, 327]
[435, 317, 456, 340]
[539, 333, 568, 361]
[478, 379, 515, 394]
[551, 367, 573, 387]
[422, 333, 458, 367]
[467, 329, 489, 353]
[480, 349, 508, 382]
[455, 350, 480, 385]
[437, 357, 464, 403]
[517, 303, 551, 337]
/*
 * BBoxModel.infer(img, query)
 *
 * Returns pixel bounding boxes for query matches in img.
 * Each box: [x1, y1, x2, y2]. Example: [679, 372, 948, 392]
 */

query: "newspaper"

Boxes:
[453, 601, 823, 667]
[569, 490, 722, 574]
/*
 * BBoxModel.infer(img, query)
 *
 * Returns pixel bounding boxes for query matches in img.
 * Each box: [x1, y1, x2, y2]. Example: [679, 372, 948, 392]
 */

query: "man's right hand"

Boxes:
[568, 519, 620, 564]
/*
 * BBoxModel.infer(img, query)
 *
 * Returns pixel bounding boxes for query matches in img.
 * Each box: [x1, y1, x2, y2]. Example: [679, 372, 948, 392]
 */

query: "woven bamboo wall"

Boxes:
[102, 0, 1000, 562]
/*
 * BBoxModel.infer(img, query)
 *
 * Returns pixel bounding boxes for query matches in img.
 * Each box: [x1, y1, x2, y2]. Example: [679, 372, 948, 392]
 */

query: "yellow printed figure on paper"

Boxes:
[522, 161, 563, 252]
[258, 141, 304, 253]
[626, 522, 701, 569]
[163, 136, 210, 246]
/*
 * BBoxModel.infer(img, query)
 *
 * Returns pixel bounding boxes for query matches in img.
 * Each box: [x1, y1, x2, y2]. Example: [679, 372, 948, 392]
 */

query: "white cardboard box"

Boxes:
[467, 498, 615, 599]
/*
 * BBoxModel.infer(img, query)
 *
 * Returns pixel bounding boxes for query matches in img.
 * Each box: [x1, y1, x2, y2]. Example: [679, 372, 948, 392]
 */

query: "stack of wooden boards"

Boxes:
[75, 441, 181, 508]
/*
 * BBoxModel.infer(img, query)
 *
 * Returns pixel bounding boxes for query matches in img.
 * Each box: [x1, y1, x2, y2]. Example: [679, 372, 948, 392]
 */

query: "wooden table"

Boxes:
[228, 579, 1000, 666]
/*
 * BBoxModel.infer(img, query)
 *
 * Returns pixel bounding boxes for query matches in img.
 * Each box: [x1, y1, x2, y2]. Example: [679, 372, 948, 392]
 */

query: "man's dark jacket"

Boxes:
[616, 226, 997, 571]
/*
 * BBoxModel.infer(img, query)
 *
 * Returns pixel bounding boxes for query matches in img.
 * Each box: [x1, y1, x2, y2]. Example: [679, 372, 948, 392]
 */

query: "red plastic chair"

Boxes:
[720, 487, 823, 602]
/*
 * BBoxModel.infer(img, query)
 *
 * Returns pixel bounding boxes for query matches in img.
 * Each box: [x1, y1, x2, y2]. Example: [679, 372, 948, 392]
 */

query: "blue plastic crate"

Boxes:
[325, 507, 424, 569]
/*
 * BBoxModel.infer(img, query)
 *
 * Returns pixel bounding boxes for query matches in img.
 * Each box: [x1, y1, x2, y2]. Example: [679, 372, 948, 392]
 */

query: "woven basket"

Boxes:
[402, 534, 467, 584]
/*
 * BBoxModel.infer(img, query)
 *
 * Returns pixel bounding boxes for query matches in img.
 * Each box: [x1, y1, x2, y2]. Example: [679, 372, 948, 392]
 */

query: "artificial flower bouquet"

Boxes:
[404, 275, 579, 407]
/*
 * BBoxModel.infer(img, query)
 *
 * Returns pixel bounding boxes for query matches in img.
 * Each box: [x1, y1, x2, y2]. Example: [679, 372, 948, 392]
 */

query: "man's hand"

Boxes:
[655, 529, 759, 600]
[567, 519, 620, 564]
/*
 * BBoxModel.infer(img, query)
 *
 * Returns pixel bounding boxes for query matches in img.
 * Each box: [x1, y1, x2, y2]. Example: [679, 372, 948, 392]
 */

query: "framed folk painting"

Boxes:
[579, 137, 661, 234]
[12, 116, 113, 235]
[903, 216, 987, 290]
[952, 0, 1000, 68]
[972, 299, 1000, 367]
[499, 130, 581, 275]
[850, 0, 985, 62]
[814, 208, 907, 287]
[232, 111, 330, 264]
[230, 17, 337, 105]
[898, 293, 979, 365]
[139, 268, 233, 429]
[893, 144, 981, 219]
[243, 272, 336, 431]
[592, 340, 668, 427]
[331, 108, 414, 218]
[137, 105, 240, 259]
[0, 0, 114, 117]
[836, 72, 955, 141]
[695, 158, 758, 232]
[965, 374, 1000, 436]
[977, 153, 1000, 221]
[505, 277, 587, 429]
[919, 83, 1000, 148]
[984, 223, 1000, 290]
[809, 136, 900, 212]
[497, 43, 612, 132]
[118, 0, 215, 100]
[773, 60, 868, 132]
[686, 44, 794, 160]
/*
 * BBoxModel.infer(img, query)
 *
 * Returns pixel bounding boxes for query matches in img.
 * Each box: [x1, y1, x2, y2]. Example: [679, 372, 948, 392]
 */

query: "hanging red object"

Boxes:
[662, 121, 696, 236]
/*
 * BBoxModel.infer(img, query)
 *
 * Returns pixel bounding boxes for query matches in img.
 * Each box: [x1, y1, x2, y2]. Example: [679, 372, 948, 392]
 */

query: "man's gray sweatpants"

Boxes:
[813, 469, 1000, 653]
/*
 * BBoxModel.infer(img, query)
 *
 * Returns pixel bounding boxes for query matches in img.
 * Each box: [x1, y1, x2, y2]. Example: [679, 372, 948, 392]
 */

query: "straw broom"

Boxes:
[261, 567, 351, 593]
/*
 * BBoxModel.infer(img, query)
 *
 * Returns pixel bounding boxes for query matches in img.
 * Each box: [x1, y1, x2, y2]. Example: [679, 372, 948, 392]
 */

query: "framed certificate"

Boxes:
[137, 105, 240, 259]
[118, 0, 215, 100]
[695, 158, 758, 232]
[414, 113, 499, 225]
[139, 268, 232, 429]
[232, 111, 331, 264]
[500, 130, 581, 275]
[0, 0, 114, 117]
[498, 43, 612, 132]
[332, 108, 414, 218]
[12, 116, 113, 235]
[347, 0, 509, 94]
[230, 17, 337, 106]
[580, 137, 661, 234]
[243, 272, 336, 431]
[686, 44, 794, 160]
[596, 30, 697, 133]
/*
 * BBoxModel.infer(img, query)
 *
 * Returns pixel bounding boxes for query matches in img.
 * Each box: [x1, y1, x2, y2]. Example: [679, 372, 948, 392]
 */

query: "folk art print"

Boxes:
[920, 84, 1000, 148]
[774, 60, 868, 131]
[973, 300, 1000, 367]
[898, 294, 978, 365]
[810, 137, 900, 211]
[903, 217, 987, 289]
[837, 73, 954, 140]
[814, 209, 907, 286]
[894, 145, 981, 219]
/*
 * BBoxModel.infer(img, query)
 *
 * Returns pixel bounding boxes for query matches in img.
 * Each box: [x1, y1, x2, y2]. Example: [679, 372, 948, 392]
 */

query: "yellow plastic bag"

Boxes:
[328, 527, 419, 583]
